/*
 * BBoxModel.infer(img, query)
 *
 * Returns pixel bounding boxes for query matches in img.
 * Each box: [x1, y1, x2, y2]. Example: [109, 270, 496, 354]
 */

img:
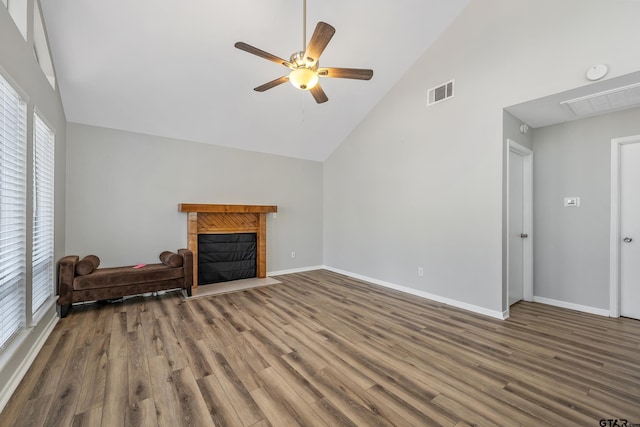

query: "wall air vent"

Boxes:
[561, 81, 640, 117]
[427, 80, 454, 106]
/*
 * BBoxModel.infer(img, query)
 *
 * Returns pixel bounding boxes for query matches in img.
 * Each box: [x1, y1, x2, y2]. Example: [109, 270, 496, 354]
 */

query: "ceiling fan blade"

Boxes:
[310, 84, 329, 104]
[304, 22, 335, 64]
[234, 42, 293, 68]
[318, 67, 373, 80]
[254, 76, 290, 92]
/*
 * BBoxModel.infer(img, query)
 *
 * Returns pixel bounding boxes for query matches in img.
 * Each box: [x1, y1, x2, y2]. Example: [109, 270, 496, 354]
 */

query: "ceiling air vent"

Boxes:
[561, 82, 640, 117]
[427, 80, 454, 106]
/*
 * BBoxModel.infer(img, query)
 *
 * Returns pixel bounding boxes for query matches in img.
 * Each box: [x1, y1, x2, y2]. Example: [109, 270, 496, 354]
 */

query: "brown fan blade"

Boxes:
[254, 76, 289, 92]
[310, 84, 328, 104]
[304, 22, 335, 64]
[234, 42, 293, 68]
[318, 67, 373, 80]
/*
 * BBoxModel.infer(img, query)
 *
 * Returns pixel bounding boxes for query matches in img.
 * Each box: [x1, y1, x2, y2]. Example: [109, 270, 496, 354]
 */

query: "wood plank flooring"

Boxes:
[1, 269, 639, 426]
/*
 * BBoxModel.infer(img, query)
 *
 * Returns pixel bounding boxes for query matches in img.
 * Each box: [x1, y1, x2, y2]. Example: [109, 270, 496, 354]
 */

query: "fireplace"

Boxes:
[178, 204, 278, 288]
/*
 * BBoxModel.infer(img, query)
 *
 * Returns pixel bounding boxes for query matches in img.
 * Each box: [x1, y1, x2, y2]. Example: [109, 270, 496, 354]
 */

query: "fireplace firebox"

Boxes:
[198, 233, 257, 284]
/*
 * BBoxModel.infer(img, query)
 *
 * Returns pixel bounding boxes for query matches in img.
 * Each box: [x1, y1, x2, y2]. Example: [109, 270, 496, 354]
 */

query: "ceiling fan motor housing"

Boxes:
[290, 51, 316, 68]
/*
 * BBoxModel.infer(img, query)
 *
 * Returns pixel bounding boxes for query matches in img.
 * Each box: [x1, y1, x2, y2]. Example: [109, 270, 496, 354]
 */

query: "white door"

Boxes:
[509, 150, 525, 305]
[620, 142, 640, 320]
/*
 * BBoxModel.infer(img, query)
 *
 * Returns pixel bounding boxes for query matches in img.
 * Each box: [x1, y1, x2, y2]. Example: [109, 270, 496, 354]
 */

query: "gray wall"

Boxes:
[323, 0, 640, 315]
[532, 107, 640, 309]
[0, 1, 66, 406]
[66, 123, 323, 271]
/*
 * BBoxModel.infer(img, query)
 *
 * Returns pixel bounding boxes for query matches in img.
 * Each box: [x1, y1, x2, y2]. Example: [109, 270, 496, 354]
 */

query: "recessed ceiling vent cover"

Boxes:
[561, 82, 640, 117]
[427, 80, 454, 106]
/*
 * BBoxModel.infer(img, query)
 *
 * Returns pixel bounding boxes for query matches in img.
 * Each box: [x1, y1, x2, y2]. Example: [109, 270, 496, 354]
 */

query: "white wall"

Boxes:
[66, 123, 323, 272]
[0, 1, 66, 409]
[323, 0, 640, 315]
[532, 107, 640, 310]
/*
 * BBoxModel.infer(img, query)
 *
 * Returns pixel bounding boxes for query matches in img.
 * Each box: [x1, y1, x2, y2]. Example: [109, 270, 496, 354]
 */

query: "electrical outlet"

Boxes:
[418, 267, 424, 276]
[291, 251, 296, 259]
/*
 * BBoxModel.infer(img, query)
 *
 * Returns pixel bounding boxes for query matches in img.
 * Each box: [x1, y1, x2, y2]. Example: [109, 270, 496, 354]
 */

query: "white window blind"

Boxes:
[32, 113, 54, 315]
[0, 74, 27, 350]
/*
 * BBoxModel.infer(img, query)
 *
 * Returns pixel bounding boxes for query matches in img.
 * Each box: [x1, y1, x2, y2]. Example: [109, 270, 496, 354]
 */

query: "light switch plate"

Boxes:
[564, 197, 580, 207]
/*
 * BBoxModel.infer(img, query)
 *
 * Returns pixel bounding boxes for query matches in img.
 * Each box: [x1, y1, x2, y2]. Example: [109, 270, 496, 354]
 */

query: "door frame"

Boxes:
[507, 139, 534, 304]
[609, 134, 640, 318]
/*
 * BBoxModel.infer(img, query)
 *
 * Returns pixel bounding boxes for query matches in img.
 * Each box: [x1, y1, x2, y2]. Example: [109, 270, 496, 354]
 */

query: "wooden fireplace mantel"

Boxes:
[178, 204, 278, 214]
[178, 204, 278, 288]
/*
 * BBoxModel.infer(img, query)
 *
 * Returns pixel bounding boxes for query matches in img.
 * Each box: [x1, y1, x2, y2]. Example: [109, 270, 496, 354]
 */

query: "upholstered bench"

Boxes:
[56, 249, 193, 317]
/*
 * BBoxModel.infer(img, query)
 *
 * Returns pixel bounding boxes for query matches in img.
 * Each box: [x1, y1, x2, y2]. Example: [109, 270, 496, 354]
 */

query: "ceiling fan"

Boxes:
[234, 0, 373, 104]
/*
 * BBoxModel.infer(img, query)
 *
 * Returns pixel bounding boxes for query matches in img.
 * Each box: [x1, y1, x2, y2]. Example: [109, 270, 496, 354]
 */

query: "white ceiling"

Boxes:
[40, 0, 471, 161]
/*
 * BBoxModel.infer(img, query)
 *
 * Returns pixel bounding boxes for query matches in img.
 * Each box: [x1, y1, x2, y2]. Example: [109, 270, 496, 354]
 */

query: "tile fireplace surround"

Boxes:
[178, 204, 278, 288]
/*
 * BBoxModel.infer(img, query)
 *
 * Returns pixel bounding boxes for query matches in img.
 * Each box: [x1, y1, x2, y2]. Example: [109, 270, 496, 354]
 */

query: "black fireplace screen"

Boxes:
[198, 233, 257, 284]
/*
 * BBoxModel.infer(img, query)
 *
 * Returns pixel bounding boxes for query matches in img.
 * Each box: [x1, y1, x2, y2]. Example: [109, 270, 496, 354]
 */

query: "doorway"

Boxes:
[610, 135, 640, 320]
[507, 139, 533, 306]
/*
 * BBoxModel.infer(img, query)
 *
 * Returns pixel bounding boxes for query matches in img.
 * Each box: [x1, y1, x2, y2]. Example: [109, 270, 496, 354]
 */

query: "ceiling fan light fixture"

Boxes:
[289, 67, 319, 90]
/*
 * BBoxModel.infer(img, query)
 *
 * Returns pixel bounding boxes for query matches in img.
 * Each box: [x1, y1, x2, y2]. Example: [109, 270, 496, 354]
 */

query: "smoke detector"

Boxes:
[586, 64, 608, 81]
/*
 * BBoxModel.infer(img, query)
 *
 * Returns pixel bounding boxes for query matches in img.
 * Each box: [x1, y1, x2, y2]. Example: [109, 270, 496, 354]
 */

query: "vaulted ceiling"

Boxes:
[41, 0, 470, 161]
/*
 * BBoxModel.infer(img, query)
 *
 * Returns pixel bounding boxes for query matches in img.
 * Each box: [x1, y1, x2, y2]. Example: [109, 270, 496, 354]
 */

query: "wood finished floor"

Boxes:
[1, 269, 639, 426]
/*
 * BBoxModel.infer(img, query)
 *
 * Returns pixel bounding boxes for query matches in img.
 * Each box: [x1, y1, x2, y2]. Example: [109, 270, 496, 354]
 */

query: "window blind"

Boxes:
[32, 113, 54, 315]
[0, 74, 27, 350]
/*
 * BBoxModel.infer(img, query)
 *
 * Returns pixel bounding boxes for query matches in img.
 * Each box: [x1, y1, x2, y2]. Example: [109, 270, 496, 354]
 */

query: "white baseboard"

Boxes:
[268, 265, 323, 277]
[0, 312, 58, 413]
[323, 266, 507, 320]
[532, 296, 610, 317]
